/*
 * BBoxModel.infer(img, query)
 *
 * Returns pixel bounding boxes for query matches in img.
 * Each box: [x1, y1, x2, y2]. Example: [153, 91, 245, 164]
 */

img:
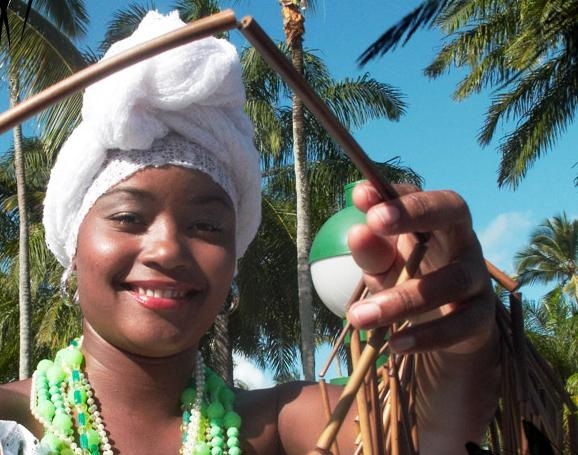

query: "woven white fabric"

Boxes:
[43, 10, 261, 268]
[0, 421, 38, 455]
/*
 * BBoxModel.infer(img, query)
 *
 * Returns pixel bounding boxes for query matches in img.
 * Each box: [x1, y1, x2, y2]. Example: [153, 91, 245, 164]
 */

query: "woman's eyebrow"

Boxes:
[187, 194, 234, 210]
[99, 187, 154, 202]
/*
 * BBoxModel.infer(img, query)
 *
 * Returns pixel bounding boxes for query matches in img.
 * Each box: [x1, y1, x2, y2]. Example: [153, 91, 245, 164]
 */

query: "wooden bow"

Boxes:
[0, 10, 574, 454]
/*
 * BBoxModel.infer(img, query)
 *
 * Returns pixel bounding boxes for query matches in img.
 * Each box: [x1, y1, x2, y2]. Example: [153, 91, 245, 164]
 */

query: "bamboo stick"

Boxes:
[509, 292, 530, 416]
[367, 363, 384, 454]
[318, 279, 368, 379]
[350, 329, 374, 455]
[0, 10, 238, 135]
[389, 353, 400, 455]
[318, 379, 342, 455]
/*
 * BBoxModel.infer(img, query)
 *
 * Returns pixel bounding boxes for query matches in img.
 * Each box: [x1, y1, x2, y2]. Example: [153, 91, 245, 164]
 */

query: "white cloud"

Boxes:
[477, 211, 534, 274]
[233, 354, 275, 390]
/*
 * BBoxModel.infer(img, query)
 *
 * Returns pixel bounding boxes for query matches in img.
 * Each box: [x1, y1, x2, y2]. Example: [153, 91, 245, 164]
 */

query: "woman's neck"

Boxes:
[79, 323, 197, 420]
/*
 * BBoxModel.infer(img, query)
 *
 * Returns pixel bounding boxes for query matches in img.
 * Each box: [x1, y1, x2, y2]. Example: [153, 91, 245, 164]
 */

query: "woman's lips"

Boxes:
[125, 283, 199, 310]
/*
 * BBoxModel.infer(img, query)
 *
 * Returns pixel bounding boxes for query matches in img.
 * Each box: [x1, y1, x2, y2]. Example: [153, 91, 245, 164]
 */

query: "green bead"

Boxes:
[209, 425, 222, 437]
[60, 347, 84, 369]
[36, 359, 54, 373]
[46, 364, 66, 384]
[207, 402, 225, 419]
[71, 369, 81, 383]
[206, 374, 224, 393]
[86, 428, 100, 446]
[41, 432, 62, 449]
[219, 387, 235, 407]
[227, 436, 240, 448]
[37, 400, 56, 421]
[210, 447, 223, 455]
[210, 435, 224, 448]
[52, 413, 73, 435]
[68, 387, 87, 405]
[194, 441, 211, 455]
[80, 433, 89, 449]
[228, 447, 242, 455]
[181, 387, 197, 407]
[226, 427, 239, 438]
[223, 411, 241, 429]
[61, 448, 75, 455]
[77, 411, 88, 428]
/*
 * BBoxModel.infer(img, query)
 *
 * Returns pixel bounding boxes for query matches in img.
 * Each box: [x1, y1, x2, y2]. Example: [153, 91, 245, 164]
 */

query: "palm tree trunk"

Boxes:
[281, 1, 316, 381]
[9, 72, 32, 380]
[212, 313, 234, 386]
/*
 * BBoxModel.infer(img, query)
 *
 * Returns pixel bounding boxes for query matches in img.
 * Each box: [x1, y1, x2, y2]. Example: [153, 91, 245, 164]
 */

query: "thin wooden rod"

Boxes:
[318, 379, 342, 455]
[0, 10, 238, 136]
[318, 279, 368, 378]
[485, 260, 519, 292]
[350, 329, 375, 455]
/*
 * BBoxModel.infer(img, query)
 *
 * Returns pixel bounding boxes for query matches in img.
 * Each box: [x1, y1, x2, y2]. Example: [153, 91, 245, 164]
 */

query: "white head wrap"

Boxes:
[43, 10, 261, 270]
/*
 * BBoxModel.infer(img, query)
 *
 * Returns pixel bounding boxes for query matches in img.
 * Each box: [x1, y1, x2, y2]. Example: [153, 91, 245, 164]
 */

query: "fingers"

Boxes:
[348, 255, 489, 327]
[347, 223, 397, 276]
[388, 292, 496, 354]
[352, 181, 473, 241]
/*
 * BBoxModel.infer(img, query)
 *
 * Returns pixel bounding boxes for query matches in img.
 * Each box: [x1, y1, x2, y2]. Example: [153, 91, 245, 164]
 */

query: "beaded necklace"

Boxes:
[30, 337, 242, 455]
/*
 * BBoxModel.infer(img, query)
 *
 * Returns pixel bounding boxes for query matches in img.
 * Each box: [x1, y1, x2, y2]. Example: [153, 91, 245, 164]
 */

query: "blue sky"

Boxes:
[6, 1, 575, 386]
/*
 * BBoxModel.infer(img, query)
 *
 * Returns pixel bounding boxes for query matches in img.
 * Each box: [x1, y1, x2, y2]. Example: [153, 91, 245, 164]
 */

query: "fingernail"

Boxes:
[390, 335, 415, 353]
[349, 303, 382, 328]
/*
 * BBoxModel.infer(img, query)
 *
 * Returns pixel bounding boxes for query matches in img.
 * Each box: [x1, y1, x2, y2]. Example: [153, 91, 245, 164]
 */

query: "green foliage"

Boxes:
[515, 212, 578, 301]
[360, 0, 578, 188]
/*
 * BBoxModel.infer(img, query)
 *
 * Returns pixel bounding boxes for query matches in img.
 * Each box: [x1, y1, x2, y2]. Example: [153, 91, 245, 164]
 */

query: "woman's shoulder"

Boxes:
[0, 380, 39, 432]
[0, 380, 39, 455]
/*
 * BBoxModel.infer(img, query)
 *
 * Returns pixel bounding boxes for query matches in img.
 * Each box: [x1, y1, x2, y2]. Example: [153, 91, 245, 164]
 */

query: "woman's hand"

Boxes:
[347, 181, 496, 355]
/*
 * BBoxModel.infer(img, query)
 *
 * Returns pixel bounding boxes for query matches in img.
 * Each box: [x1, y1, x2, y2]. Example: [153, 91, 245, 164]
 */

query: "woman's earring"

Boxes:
[221, 281, 240, 316]
[60, 266, 79, 306]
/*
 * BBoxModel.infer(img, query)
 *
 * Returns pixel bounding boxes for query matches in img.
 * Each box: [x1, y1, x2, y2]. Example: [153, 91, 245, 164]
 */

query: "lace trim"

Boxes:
[67, 134, 236, 259]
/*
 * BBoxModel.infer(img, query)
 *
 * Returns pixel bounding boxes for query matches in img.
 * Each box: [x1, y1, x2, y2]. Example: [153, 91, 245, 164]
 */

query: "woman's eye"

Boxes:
[109, 212, 143, 225]
[190, 221, 222, 232]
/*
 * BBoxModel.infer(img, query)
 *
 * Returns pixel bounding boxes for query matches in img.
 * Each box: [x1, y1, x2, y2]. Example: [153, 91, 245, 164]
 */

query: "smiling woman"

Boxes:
[0, 9, 501, 455]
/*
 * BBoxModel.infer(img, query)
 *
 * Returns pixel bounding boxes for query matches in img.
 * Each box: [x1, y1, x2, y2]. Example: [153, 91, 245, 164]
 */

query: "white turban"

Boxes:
[43, 10, 261, 270]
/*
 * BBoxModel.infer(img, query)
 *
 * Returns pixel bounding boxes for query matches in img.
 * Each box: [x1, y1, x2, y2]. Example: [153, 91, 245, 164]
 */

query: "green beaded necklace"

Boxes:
[30, 337, 242, 455]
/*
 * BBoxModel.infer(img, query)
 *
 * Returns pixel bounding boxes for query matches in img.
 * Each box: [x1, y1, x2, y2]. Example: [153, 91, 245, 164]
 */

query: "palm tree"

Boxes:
[514, 213, 578, 303]
[0, 138, 81, 381]
[2, 0, 90, 378]
[358, 0, 578, 188]
[277, 0, 318, 381]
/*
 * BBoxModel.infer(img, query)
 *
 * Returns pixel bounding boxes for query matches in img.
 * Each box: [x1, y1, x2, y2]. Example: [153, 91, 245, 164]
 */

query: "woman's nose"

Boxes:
[140, 219, 192, 270]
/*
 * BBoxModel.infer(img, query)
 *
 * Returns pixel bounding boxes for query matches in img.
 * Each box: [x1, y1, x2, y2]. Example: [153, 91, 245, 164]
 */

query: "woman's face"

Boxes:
[74, 166, 236, 357]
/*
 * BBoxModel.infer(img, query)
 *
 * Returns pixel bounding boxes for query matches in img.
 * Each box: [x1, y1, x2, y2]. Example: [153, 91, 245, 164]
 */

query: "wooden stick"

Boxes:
[509, 292, 529, 416]
[318, 379, 341, 455]
[318, 279, 368, 379]
[350, 329, 374, 455]
[0, 10, 238, 136]
[389, 354, 400, 455]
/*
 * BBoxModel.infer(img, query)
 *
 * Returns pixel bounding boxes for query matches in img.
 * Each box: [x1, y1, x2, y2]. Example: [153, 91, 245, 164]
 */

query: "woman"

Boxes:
[0, 10, 499, 455]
